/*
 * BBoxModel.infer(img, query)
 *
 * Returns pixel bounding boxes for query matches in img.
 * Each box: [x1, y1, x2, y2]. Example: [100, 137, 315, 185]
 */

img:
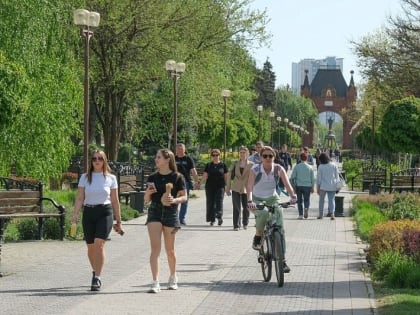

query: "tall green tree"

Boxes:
[0, 0, 83, 180]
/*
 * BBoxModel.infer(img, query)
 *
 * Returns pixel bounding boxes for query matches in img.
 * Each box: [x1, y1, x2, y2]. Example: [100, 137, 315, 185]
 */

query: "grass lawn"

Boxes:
[375, 284, 420, 314]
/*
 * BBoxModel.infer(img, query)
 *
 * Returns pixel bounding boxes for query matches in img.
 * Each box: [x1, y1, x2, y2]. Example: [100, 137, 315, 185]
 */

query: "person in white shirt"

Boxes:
[72, 150, 123, 291]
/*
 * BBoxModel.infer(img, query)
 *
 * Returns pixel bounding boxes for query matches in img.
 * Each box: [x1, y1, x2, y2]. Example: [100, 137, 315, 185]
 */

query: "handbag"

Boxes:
[336, 173, 346, 191]
[230, 161, 237, 180]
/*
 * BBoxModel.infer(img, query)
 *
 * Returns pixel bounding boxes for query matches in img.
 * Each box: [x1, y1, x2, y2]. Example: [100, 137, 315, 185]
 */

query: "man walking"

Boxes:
[175, 143, 200, 225]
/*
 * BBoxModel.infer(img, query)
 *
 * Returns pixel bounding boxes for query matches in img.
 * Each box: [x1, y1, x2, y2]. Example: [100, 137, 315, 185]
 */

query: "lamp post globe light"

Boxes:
[257, 105, 263, 141]
[269, 111, 275, 147]
[221, 89, 231, 163]
[283, 118, 289, 145]
[276, 116, 281, 147]
[74, 9, 100, 173]
[165, 60, 186, 151]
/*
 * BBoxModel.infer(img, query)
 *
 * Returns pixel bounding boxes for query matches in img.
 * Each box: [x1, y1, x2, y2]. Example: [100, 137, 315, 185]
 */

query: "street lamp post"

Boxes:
[74, 9, 100, 173]
[276, 116, 281, 147]
[165, 60, 186, 151]
[269, 111, 275, 147]
[283, 118, 289, 145]
[371, 101, 376, 165]
[257, 105, 263, 141]
[221, 89, 231, 163]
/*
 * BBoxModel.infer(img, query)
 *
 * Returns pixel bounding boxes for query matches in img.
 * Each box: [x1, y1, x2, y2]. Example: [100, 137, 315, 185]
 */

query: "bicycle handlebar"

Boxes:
[256, 202, 291, 212]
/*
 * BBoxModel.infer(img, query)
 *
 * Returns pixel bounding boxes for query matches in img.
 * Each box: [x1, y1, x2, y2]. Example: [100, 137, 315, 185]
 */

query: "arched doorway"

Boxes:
[301, 68, 357, 149]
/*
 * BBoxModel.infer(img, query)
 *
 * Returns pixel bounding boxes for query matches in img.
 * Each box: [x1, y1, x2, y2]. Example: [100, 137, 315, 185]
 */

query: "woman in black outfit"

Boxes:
[199, 149, 228, 226]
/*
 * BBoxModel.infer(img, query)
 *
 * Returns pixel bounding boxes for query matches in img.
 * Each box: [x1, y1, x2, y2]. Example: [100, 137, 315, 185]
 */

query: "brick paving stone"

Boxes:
[0, 181, 376, 315]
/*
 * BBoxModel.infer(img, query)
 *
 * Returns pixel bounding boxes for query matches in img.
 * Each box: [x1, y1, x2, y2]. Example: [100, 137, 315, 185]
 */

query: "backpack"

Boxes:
[254, 163, 287, 195]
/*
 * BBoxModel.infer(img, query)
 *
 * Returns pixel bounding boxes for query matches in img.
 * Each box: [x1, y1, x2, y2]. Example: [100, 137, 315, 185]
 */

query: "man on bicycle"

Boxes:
[247, 146, 297, 273]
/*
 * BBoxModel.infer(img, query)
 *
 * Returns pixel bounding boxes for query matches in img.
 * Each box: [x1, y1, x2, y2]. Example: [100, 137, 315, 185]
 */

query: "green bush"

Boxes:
[385, 256, 417, 288]
[369, 220, 420, 263]
[353, 201, 386, 241]
[16, 218, 38, 240]
[43, 218, 61, 239]
[373, 251, 404, 281]
[405, 265, 420, 289]
[383, 193, 420, 220]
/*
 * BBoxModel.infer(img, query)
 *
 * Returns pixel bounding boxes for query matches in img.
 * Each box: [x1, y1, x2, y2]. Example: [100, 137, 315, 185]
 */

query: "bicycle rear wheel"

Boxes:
[273, 230, 285, 287]
[259, 235, 272, 282]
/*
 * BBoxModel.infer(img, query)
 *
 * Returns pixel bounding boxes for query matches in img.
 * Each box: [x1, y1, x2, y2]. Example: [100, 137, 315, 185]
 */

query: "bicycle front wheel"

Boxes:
[259, 235, 272, 282]
[273, 230, 285, 287]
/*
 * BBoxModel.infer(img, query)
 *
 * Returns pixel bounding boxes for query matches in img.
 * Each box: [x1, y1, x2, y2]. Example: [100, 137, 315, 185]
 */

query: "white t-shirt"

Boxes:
[78, 172, 118, 205]
[251, 164, 282, 199]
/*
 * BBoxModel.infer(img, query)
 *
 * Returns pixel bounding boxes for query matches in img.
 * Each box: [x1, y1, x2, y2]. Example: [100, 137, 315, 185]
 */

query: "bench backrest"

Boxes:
[119, 175, 139, 193]
[0, 177, 43, 214]
[362, 165, 386, 180]
[391, 168, 420, 187]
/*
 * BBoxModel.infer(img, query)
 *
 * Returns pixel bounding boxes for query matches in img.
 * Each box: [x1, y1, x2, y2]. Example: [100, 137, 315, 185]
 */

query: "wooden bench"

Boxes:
[351, 165, 387, 192]
[0, 177, 65, 273]
[386, 168, 420, 193]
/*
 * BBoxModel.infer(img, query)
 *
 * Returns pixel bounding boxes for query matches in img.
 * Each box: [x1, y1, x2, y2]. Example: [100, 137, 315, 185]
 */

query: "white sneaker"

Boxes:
[168, 275, 178, 290]
[148, 280, 161, 293]
[297, 215, 303, 220]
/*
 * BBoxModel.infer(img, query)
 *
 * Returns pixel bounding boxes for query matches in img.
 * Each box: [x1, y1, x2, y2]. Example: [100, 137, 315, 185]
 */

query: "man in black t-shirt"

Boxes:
[277, 144, 293, 171]
[175, 143, 200, 225]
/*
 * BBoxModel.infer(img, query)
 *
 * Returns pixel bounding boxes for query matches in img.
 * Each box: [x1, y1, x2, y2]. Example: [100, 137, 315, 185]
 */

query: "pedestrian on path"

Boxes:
[175, 143, 200, 225]
[143, 148, 187, 293]
[316, 152, 339, 220]
[72, 150, 124, 291]
[246, 146, 297, 273]
[290, 152, 315, 219]
[199, 149, 228, 226]
[226, 146, 254, 230]
[248, 141, 264, 164]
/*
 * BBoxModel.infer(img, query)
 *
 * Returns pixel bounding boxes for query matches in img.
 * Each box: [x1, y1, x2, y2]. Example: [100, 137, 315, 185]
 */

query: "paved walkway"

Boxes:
[0, 187, 375, 315]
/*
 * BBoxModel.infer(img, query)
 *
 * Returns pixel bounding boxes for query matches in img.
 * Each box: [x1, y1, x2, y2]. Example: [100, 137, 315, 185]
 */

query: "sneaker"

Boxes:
[180, 221, 187, 226]
[148, 280, 161, 293]
[91, 276, 101, 291]
[252, 236, 262, 250]
[297, 215, 303, 220]
[317, 216, 323, 219]
[283, 261, 291, 273]
[168, 275, 178, 290]
[326, 213, 332, 217]
[330, 214, 335, 220]
[304, 208, 308, 219]
[210, 221, 215, 226]
[217, 218, 223, 226]
[243, 225, 248, 230]
[234, 227, 239, 231]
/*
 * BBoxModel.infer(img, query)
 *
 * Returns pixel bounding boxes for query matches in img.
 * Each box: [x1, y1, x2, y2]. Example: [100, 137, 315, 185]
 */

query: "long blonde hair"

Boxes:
[87, 150, 111, 184]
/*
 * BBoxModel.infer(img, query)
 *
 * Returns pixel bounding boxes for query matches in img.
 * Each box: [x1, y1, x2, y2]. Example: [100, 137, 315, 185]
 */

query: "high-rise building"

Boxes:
[291, 56, 343, 95]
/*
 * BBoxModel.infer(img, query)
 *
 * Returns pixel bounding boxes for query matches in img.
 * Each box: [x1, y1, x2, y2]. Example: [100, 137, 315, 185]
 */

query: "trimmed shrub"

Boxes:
[369, 219, 420, 263]
[353, 201, 387, 241]
[402, 229, 420, 263]
[16, 218, 38, 240]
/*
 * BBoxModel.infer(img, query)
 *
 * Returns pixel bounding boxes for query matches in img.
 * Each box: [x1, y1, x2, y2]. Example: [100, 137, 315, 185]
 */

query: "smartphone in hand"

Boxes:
[147, 182, 156, 190]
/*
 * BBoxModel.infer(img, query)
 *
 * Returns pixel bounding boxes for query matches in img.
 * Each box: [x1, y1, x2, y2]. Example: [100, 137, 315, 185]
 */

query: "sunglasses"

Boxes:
[211, 154, 219, 157]
[92, 156, 104, 162]
[262, 154, 274, 159]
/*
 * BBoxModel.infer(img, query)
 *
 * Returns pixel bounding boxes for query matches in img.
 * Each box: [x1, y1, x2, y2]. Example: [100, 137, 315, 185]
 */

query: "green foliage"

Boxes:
[16, 218, 38, 240]
[384, 256, 418, 289]
[380, 97, 420, 154]
[43, 219, 61, 240]
[353, 201, 387, 241]
[383, 193, 420, 220]
[373, 251, 406, 281]
[369, 219, 420, 264]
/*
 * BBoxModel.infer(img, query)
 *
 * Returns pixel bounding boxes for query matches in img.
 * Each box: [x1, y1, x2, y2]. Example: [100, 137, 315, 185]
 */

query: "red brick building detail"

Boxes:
[301, 69, 357, 149]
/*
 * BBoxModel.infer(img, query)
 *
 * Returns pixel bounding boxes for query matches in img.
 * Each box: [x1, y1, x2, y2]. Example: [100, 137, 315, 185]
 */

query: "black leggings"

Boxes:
[82, 204, 113, 244]
[205, 186, 224, 222]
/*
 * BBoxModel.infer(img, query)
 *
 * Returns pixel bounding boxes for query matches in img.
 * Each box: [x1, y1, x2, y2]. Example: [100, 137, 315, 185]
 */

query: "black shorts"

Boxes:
[146, 202, 180, 228]
[82, 204, 113, 244]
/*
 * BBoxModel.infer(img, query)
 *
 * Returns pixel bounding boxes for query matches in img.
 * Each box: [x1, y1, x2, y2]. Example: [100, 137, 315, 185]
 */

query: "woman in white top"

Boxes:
[72, 150, 123, 291]
[247, 146, 296, 273]
[316, 152, 340, 220]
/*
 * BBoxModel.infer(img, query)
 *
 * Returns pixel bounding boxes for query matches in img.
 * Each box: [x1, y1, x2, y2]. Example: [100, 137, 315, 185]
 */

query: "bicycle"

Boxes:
[255, 201, 291, 287]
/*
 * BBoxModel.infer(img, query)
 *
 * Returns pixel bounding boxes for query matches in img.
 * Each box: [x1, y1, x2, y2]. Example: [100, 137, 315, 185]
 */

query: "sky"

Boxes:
[248, 0, 403, 87]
